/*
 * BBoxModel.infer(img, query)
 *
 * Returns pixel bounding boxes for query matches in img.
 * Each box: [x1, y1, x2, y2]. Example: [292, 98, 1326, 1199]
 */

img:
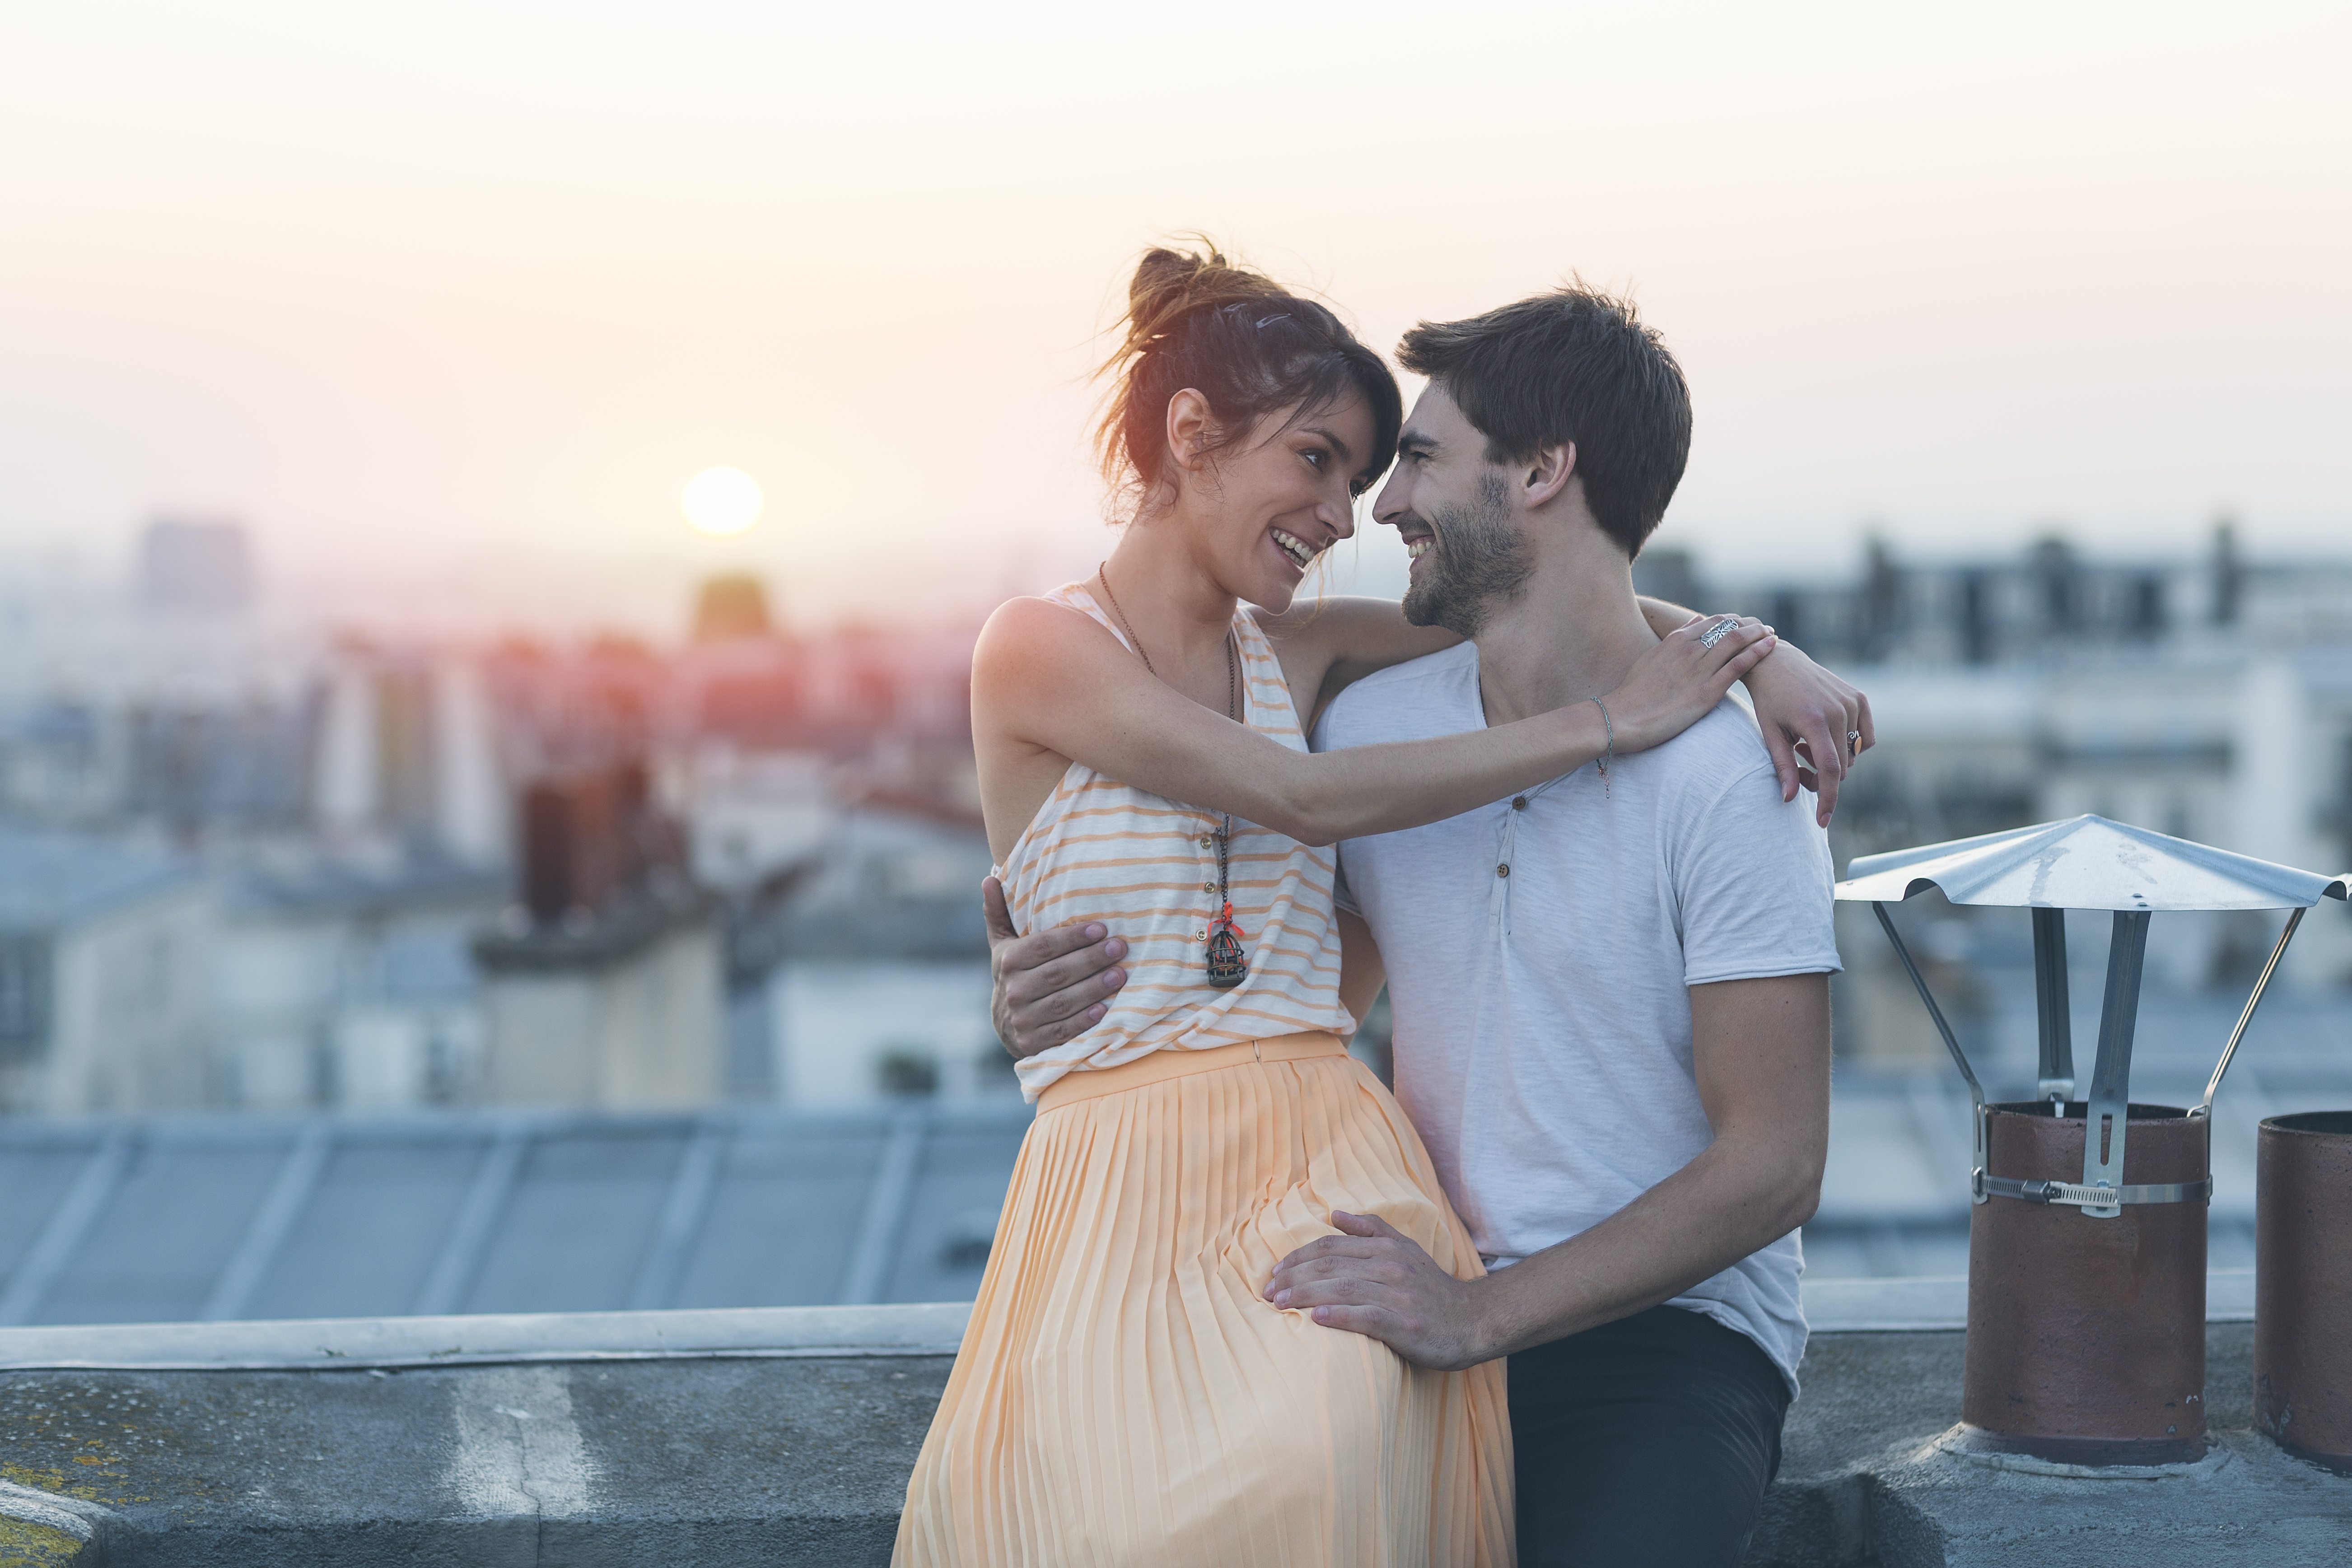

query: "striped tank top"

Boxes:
[1002, 583, 1357, 1100]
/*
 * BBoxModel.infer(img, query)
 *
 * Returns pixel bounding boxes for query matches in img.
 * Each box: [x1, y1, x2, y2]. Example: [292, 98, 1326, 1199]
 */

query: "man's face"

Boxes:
[1374, 384, 1532, 638]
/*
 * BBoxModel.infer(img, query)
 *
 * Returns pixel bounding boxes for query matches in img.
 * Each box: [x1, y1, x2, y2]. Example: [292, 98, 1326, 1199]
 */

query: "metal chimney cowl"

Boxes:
[1837, 815, 2350, 1467]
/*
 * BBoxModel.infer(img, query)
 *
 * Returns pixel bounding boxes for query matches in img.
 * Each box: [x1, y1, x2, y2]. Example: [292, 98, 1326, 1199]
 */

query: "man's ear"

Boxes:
[1521, 441, 1577, 509]
[1165, 388, 1217, 475]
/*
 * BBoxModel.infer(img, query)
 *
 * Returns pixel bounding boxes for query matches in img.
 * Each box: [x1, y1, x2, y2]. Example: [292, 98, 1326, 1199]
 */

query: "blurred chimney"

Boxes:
[2211, 518, 2243, 627]
[693, 574, 775, 644]
[477, 756, 719, 1107]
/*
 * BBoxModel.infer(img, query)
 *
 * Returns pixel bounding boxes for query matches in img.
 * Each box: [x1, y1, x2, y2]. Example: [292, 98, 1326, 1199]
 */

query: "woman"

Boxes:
[895, 246, 1778, 1568]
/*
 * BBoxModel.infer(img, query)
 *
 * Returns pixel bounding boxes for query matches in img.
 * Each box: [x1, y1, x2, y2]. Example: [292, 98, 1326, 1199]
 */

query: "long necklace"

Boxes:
[1097, 565, 1249, 989]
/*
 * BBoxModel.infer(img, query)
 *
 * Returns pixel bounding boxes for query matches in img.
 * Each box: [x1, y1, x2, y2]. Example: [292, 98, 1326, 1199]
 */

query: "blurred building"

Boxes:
[0, 552, 998, 1119]
[0, 828, 213, 1116]
[212, 859, 503, 1113]
[759, 798, 1001, 1108]
[136, 519, 255, 617]
[472, 762, 723, 1108]
[313, 647, 507, 864]
[1706, 523, 2352, 673]
[1660, 528, 2352, 1069]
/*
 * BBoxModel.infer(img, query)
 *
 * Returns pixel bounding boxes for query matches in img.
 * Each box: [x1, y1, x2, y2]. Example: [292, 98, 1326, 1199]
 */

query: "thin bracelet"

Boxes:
[1591, 697, 1613, 798]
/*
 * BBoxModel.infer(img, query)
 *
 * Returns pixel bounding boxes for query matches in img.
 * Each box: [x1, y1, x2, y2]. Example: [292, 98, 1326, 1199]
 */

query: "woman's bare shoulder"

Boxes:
[977, 593, 1117, 658]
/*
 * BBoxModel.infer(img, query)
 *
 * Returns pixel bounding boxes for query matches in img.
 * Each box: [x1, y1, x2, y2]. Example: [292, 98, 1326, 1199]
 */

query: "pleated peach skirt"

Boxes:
[893, 1032, 1514, 1568]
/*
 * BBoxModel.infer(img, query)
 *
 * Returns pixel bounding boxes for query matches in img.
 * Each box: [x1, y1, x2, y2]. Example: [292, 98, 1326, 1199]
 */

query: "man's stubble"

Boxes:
[1400, 471, 1532, 639]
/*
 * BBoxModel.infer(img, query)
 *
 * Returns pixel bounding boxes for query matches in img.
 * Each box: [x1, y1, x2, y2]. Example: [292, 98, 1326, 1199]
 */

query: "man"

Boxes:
[990, 287, 1851, 1566]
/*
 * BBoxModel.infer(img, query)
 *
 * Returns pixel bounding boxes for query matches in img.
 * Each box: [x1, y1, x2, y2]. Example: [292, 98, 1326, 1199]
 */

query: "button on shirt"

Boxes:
[1315, 643, 1841, 1393]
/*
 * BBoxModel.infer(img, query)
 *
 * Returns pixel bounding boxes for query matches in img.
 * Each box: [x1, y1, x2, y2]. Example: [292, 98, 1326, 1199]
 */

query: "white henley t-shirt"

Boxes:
[1315, 642, 1842, 1392]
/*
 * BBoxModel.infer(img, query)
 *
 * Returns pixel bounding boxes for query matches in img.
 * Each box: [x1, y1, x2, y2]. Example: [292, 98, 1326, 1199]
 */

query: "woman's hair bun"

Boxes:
[1119, 243, 1285, 360]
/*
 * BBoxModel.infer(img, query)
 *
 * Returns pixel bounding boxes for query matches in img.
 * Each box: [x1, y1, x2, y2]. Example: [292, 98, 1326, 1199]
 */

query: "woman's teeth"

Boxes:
[1272, 528, 1316, 568]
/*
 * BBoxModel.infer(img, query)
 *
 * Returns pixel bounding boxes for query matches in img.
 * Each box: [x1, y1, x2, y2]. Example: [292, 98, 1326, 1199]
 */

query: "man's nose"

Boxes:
[1371, 469, 1409, 529]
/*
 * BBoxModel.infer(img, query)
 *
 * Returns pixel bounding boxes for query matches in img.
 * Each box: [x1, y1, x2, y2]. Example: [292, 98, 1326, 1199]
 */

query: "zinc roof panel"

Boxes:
[672, 1125, 884, 1308]
[0, 1142, 99, 1280]
[461, 1128, 686, 1314]
[884, 1122, 1027, 1305]
[35, 1135, 284, 1325]
[243, 1139, 483, 1320]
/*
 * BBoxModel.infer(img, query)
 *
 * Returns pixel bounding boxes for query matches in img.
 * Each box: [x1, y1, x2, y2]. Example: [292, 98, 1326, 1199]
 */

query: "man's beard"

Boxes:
[1400, 473, 1532, 638]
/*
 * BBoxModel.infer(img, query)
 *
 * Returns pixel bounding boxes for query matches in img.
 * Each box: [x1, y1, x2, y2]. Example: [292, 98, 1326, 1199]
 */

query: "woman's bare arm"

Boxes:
[1262, 592, 1704, 693]
[973, 596, 1772, 857]
[1264, 595, 1867, 797]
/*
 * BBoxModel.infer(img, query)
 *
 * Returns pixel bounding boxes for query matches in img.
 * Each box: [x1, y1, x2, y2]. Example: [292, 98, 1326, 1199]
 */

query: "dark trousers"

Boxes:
[1508, 1304, 1792, 1568]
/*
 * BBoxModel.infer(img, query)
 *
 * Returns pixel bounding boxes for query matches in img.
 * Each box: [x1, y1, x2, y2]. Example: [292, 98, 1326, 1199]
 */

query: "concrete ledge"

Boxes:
[1801, 1269, 2254, 1333]
[1752, 1321, 2352, 1567]
[0, 1303, 973, 1372]
[0, 1291, 2336, 1567]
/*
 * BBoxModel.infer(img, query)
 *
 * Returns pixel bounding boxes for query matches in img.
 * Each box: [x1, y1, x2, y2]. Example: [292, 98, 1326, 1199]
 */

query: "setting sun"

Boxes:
[681, 468, 764, 537]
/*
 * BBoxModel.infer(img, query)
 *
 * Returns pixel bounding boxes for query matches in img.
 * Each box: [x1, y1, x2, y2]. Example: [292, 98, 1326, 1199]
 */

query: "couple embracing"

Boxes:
[894, 245, 1867, 1568]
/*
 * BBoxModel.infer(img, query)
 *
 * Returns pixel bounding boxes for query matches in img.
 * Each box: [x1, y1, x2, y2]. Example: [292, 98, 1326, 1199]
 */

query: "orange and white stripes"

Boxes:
[1005, 584, 1358, 1101]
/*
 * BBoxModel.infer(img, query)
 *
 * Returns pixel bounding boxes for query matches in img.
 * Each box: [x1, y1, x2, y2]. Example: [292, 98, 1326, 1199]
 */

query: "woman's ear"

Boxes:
[1522, 440, 1577, 509]
[1165, 388, 1216, 474]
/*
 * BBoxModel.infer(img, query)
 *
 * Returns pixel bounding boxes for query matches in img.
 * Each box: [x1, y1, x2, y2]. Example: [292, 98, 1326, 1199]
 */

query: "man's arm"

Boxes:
[987, 889, 1387, 1058]
[1263, 971, 1831, 1370]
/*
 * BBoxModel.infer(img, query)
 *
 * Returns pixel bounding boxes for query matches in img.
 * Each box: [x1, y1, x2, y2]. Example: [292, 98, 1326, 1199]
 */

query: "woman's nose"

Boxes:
[1323, 486, 1356, 540]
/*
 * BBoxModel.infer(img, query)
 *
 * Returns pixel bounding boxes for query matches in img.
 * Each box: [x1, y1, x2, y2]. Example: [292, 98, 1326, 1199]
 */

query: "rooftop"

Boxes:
[0, 1106, 1028, 1329]
[0, 1294, 2342, 1567]
[0, 830, 196, 931]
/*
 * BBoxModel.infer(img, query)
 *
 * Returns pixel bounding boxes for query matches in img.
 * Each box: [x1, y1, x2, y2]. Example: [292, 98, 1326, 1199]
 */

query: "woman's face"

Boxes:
[1184, 392, 1377, 614]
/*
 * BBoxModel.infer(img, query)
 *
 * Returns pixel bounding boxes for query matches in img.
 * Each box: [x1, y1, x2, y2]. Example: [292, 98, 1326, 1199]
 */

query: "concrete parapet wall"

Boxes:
[1, 1297, 2344, 1566]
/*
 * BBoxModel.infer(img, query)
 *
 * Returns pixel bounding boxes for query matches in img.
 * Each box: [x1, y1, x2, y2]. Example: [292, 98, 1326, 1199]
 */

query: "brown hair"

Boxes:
[1095, 242, 1402, 516]
[1398, 285, 1691, 559]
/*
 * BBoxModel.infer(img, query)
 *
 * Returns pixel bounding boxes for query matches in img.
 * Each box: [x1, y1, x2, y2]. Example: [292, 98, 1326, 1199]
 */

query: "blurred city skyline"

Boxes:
[5, 2, 2347, 632]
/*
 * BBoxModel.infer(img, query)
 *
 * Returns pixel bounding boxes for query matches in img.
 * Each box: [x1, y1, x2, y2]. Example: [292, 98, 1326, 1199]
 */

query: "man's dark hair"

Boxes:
[1397, 286, 1691, 559]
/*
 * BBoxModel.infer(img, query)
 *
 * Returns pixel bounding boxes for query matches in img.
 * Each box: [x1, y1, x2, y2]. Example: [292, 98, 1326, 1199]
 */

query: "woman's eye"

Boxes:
[1302, 449, 1325, 468]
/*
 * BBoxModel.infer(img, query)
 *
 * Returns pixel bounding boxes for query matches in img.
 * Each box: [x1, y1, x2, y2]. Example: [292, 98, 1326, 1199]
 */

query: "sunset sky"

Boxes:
[3, 1, 2344, 635]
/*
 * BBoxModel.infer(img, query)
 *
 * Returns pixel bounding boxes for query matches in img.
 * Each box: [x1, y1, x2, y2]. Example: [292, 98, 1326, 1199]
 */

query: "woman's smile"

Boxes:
[1270, 526, 1322, 572]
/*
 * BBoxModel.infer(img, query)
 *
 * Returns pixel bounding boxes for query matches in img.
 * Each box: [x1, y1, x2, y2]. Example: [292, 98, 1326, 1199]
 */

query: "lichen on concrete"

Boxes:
[0, 1516, 89, 1568]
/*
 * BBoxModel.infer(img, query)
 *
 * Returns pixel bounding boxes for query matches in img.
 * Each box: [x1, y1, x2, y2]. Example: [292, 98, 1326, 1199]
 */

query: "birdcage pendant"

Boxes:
[1207, 903, 1248, 989]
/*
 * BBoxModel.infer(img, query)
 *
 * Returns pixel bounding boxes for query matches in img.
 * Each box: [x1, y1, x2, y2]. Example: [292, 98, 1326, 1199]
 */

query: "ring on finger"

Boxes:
[1847, 727, 1861, 761]
[1697, 616, 1740, 651]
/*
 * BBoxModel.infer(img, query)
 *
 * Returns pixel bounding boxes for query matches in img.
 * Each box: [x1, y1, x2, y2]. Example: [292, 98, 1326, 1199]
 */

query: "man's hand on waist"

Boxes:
[985, 875, 1128, 1058]
[1264, 1211, 1496, 1372]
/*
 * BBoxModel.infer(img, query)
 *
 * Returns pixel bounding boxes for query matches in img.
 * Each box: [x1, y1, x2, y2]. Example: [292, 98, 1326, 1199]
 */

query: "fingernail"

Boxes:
[1105, 938, 1126, 959]
[1273, 1291, 1290, 1308]
[1084, 923, 1106, 940]
[1103, 970, 1125, 989]
[1087, 1005, 1105, 1021]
